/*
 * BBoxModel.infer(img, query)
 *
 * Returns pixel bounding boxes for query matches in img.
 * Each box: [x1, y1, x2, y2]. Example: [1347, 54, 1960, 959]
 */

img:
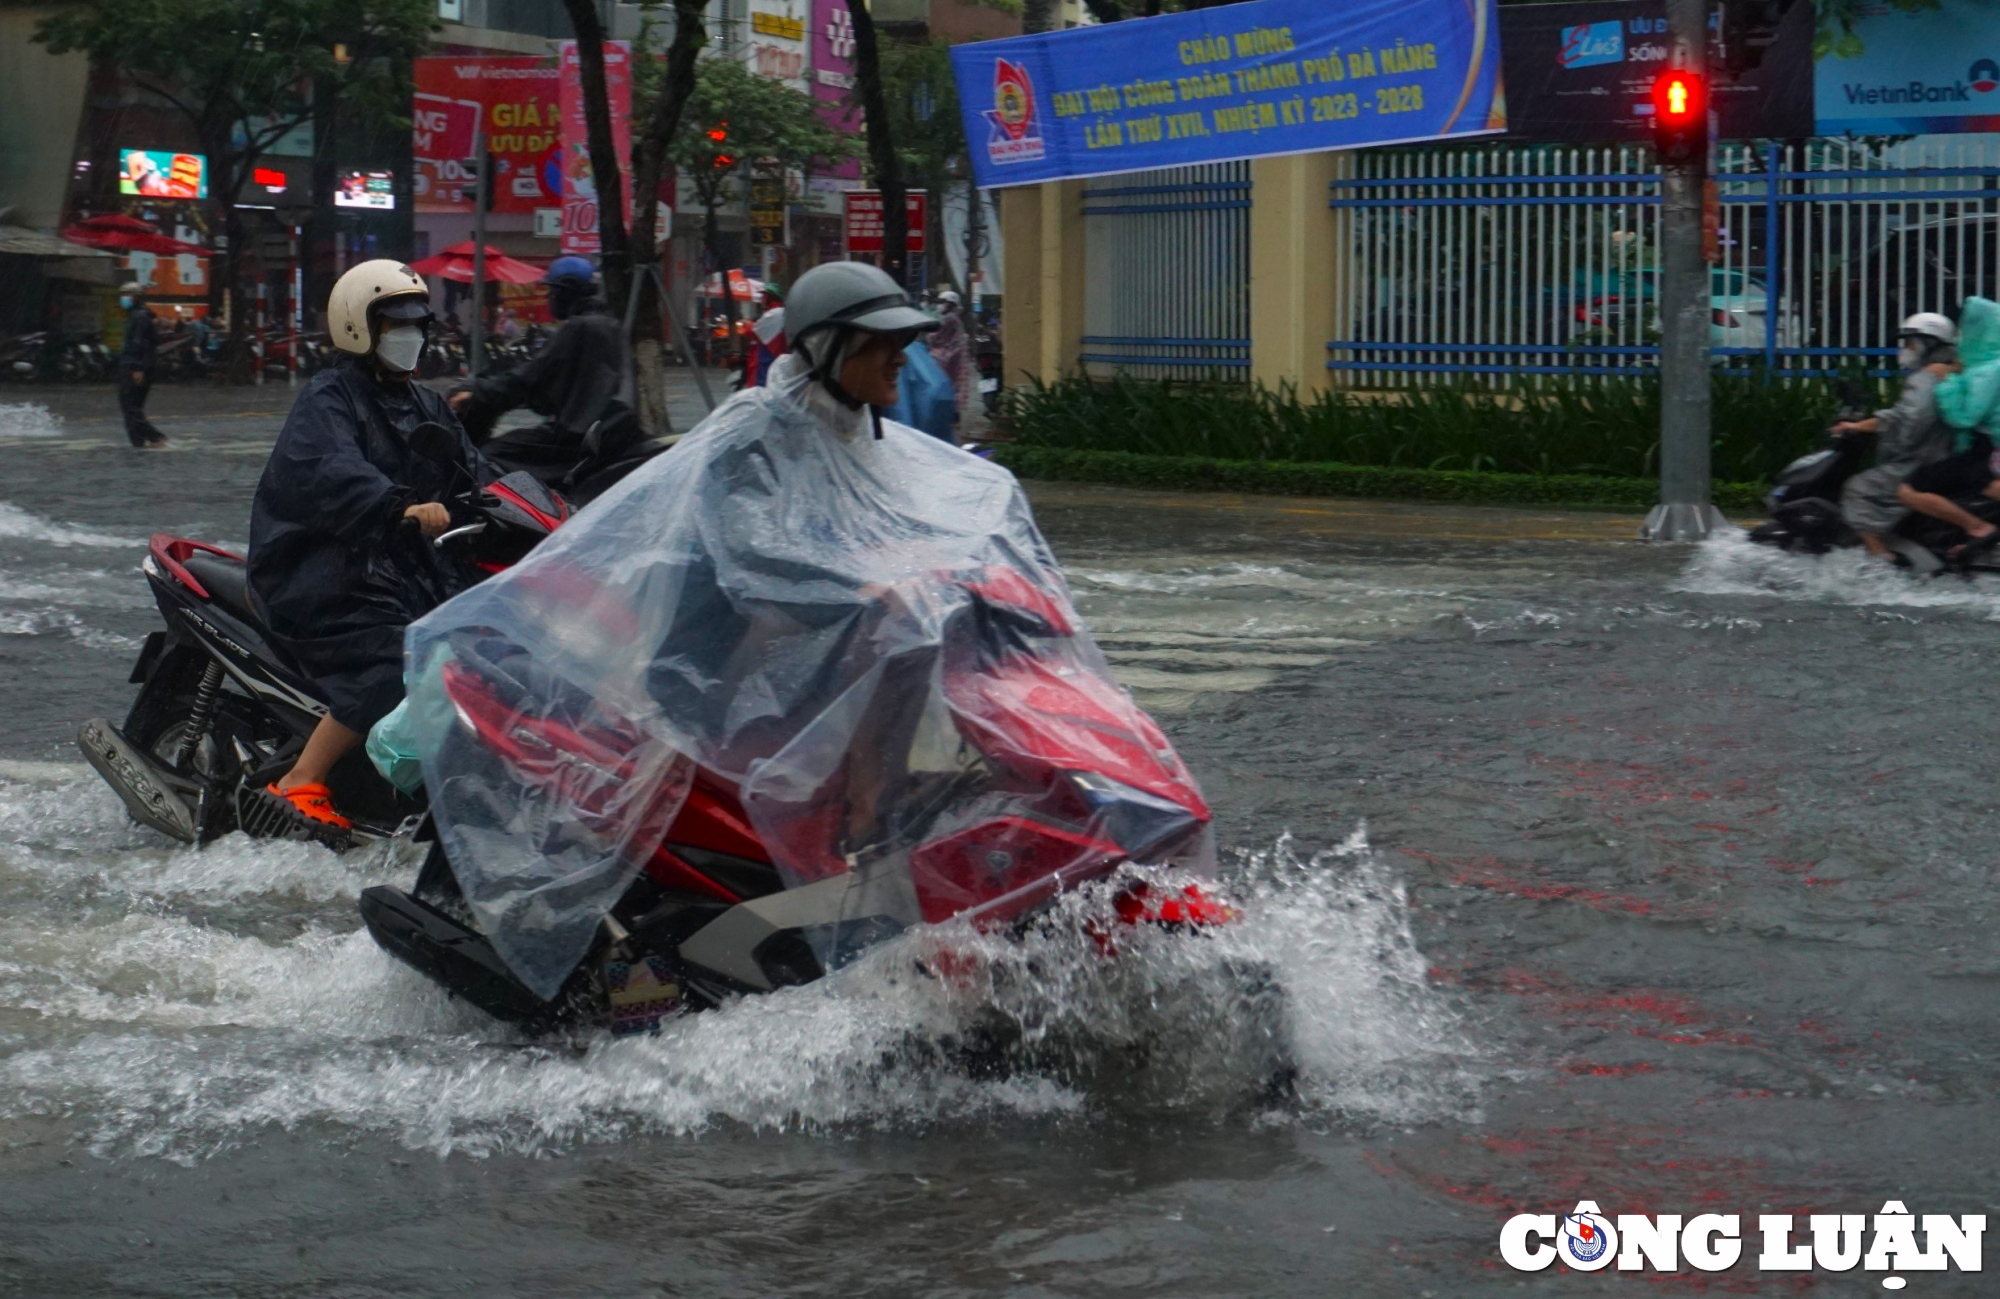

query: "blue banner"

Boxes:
[950, 0, 1505, 189]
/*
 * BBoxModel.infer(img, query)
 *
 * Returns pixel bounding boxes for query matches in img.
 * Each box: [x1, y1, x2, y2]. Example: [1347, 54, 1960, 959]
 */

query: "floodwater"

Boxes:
[1, 389, 1995, 1297]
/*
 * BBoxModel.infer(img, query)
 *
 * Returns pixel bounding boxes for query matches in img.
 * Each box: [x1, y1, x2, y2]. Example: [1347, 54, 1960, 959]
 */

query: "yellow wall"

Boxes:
[1000, 154, 1350, 393]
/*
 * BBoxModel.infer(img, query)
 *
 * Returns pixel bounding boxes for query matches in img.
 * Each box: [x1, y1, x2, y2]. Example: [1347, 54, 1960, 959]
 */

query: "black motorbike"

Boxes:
[1748, 380, 2000, 574]
[77, 426, 570, 847]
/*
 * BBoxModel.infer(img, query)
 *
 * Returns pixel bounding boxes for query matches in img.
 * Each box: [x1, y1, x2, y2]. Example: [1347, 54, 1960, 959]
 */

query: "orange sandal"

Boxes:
[243, 781, 353, 846]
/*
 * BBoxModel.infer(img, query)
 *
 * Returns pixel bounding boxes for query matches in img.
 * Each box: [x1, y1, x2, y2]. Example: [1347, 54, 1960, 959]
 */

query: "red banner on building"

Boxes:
[558, 41, 631, 255]
[412, 57, 561, 215]
[843, 190, 928, 255]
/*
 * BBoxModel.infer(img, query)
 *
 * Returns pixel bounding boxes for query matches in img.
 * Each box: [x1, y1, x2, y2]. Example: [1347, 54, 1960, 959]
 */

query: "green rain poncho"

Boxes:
[1938, 296, 2000, 450]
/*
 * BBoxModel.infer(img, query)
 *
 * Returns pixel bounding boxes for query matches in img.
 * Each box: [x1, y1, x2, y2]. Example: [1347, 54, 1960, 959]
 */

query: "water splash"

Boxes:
[0, 403, 62, 439]
[1677, 529, 2000, 615]
[0, 812, 1477, 1161]
[0, 501, 138, 549]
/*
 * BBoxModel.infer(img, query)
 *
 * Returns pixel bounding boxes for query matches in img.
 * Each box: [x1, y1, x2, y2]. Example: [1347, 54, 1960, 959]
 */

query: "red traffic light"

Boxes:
[1651, 68, 1709, 167]
[1653, 70, 1706, 123]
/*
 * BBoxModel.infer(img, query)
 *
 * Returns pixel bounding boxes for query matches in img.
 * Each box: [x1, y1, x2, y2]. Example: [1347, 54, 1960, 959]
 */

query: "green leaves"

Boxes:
[1005, 371, 1857, 484]
[667, 55, 852, 208]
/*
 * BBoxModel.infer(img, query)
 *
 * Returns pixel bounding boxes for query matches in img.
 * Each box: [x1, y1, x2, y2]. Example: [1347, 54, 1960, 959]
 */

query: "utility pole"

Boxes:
[1642, 0, 1728, 542]
[470, 127, 488, 381]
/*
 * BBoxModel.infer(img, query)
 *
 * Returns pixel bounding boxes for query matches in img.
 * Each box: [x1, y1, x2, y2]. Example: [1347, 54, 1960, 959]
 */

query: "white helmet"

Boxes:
[1899, 311, 1957, 345]
[328, 259, 431, 357]
[938, 289, 961, 307]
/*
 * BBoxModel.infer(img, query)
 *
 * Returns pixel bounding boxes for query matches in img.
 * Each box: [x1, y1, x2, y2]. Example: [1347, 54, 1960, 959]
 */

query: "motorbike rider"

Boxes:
[245, 259, 490, 841]
[1836, 312, 1957, 559]
[1898, 297, 2000, 562]
[448, 255, 625, 480]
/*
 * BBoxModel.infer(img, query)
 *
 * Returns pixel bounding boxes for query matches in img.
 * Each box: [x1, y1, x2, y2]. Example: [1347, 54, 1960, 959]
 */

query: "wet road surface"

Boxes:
[0, 391, 1994, 1296]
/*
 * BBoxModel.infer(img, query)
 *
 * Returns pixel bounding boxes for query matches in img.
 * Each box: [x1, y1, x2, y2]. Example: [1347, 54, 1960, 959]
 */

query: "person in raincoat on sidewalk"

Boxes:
[1897, 296, 2000, 562]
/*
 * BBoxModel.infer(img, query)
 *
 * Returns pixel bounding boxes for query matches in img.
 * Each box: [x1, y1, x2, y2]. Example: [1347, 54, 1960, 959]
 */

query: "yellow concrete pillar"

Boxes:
[999, 181, 1087, 385]
[1249, 151, 1352, 396]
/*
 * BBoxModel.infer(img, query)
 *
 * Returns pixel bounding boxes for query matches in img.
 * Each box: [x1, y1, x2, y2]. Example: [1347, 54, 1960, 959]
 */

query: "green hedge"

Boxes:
[995, 444, 1768, 514]
[1000, 372, 1867, 485]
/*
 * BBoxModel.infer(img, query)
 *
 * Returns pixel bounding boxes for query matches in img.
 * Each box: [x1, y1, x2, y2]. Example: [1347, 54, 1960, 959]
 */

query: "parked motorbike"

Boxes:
[77, 426, 570, 847]
[1748, 380, 2000, 573]
[0, 331, 45, 382]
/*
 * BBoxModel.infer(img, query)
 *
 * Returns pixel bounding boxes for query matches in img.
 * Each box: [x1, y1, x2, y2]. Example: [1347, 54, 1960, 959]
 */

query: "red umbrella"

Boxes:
[59, 213, 207, 257]
[410, 242, 545, 285]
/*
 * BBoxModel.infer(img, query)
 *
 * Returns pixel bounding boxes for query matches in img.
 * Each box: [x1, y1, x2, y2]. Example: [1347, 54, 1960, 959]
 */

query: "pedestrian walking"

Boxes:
[116, 290, 167, 448]
[929, 290, 972, 417]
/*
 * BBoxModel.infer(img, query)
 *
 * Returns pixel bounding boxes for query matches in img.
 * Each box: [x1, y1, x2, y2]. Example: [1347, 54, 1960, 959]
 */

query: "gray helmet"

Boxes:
[784, 261, 937, 352]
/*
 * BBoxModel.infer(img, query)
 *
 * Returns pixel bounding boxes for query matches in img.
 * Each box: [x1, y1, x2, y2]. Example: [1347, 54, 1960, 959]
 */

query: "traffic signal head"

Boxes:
[1651, 69, 1709, 167]
[708, 122, 733, 169]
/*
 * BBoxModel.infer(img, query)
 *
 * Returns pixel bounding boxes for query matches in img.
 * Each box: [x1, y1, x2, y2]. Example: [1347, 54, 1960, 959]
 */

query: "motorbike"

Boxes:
[77, 425, 571, 847]
[359, 561, 1229, 1036]
[0, 331, 45, 381]
[1747, 380, 2000, 574]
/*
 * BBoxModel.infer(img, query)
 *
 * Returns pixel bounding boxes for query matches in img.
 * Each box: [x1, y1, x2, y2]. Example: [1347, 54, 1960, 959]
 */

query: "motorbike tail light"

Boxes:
[1712, 309, 1741, 328]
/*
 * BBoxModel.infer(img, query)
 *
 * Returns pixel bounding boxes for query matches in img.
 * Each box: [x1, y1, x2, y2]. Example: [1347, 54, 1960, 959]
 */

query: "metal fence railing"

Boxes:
[1081, 161, 1251, 380]
[1330, 137, 2000, 388]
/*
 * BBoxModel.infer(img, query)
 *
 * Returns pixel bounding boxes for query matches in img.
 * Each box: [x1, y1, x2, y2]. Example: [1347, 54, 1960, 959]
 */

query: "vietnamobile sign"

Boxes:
[1816, 0, 2000, 134]
[948, 0, 1505, 188]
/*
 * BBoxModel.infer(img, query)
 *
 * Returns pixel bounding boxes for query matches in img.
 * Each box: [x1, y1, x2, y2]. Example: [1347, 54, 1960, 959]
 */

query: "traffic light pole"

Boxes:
[1643, 0, 1729, 542]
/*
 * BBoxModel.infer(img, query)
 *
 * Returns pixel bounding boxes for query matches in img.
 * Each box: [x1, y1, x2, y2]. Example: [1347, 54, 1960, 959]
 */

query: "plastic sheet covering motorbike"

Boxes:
[405, 372, 1212, 1000]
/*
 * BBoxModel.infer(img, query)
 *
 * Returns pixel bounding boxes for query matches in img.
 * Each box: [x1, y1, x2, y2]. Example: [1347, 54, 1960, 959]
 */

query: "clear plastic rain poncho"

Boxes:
[403, 354, 1211, 999]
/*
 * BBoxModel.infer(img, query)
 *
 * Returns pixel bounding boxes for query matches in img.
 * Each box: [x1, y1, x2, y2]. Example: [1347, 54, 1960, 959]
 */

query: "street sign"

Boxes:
[750, 175, 786, 247]
[533, 207, 562, 239]
[843, 190, 927, 254]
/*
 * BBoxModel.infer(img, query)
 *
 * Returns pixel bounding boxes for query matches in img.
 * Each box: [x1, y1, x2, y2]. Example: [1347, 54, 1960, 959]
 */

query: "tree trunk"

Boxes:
[844, 0, 908, 286]
[207, 136, 256, 383]
[1022, 0, 1058, 34]
[628, 0, 707, 433]
[560, 0, 633, 313]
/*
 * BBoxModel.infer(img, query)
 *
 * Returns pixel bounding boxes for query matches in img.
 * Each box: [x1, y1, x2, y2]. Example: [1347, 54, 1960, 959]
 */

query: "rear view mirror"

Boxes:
[408, 421, 459, 466]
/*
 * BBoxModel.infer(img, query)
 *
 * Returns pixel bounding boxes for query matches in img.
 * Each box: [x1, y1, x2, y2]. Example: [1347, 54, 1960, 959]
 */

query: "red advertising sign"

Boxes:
[558, 41, 631, 255]
[412, 56, 561, 214]
[843, 190, 928, 254]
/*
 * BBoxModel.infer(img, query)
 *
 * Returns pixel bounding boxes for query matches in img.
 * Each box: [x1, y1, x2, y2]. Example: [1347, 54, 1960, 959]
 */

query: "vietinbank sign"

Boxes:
[948, 0, 1505, 189]
[1816, 0, 2000, 134]
[1502, 1200, 1986, 1287]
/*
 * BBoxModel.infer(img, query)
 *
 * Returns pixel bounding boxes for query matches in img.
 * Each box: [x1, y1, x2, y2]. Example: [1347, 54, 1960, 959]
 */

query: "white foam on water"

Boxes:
[1677, 530, 2000, 615]
[0, 565, 149, 611]
[0, 403, 62, 439]
[0, 606, 140, 650]
[0, 823, 1477, 1161]
[0, 502, 139, 549]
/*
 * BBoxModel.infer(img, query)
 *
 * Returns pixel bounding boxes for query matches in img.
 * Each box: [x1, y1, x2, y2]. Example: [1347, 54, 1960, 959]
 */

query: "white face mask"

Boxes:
[376, 325, 425, 373]
[1898, 343, 1922, 371]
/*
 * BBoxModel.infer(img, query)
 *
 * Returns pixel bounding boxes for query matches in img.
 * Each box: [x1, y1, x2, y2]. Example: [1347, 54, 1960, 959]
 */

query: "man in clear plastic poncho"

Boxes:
[401, 261, 1209, 999]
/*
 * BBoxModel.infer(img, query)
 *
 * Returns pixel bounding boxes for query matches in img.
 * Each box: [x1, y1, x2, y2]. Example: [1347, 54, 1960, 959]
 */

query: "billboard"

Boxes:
[751, 0, 810, 91]
[119, 150, 208, 200]
[812, 0, 863, 183]
[558, 41, 631, 255]
[335, 170, 396, 210]
[412, 56, 561, 214]
[949, 0, 1505, 189]
[1498, 1, 1813, 144]
[1815, 0, 2000, 134]
[843, 190, 928, 254]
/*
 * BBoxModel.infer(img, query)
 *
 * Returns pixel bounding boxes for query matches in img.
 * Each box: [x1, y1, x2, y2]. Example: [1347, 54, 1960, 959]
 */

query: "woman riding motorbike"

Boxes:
[246, 260, 490, 842]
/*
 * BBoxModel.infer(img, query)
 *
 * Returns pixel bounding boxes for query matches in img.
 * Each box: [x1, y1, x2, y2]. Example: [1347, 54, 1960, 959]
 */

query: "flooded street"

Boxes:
[1, 393, 1996, 1296]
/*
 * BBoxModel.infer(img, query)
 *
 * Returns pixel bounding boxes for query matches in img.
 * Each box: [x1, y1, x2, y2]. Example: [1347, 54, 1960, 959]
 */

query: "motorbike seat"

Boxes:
[180, 551, 260, 627]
